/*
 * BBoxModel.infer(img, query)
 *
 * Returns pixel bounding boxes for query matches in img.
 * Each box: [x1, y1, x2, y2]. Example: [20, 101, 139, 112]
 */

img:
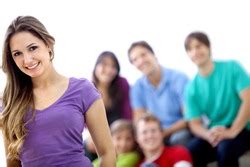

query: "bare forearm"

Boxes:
[133, 108, 146, 123]
[229, 89, 250, 137]
[189, 120, 209, 141]
[85, 99, 116, 167]
[230, 101, 250, 137]
[99, 152, 116, 167]
[164, 120, 187, 137]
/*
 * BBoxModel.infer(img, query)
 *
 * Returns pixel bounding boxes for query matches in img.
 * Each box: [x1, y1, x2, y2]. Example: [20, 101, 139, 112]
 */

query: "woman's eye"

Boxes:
[13, 52, 21, 57]
[29, 46, 38, 51]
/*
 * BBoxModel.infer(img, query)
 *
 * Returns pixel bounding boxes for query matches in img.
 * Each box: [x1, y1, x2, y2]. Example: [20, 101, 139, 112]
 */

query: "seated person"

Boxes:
[93, 119, 140, 167]
[92, 51, 132, 124]
[128, 41, 192, 146]
[135, 113, 192, 167]
[85, 51, 132, 160]
[184, 31, 250, 167]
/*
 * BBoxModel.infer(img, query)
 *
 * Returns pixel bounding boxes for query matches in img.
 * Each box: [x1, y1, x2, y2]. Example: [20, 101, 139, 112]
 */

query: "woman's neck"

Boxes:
[97, 82, 110, 90]
[144, 145, 164, 163]
[32, 66, 64, 89]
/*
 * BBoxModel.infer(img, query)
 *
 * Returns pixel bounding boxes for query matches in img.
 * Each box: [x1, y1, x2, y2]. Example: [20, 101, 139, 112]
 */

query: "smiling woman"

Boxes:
[0, 15, 116, 167]
[10, 32, 53, 78]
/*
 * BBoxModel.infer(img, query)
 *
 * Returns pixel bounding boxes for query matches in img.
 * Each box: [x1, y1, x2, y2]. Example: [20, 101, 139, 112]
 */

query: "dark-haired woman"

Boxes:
[92, 51, 132, 124]
[85, 51, 132, 161]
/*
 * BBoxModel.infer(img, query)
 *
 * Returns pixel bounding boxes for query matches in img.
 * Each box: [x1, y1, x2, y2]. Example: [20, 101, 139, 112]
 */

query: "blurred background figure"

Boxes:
[128, 41, 192, 146]
[93, 119, 140, 167]
[135, 113, 193, 167]
[93, 51, 132, 124]
[184, 31, 250, 167]
[85, 51, 132, 161]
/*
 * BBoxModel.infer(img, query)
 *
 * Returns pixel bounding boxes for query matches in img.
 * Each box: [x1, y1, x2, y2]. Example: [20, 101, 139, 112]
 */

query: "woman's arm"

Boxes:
[85, 99, 116, 167]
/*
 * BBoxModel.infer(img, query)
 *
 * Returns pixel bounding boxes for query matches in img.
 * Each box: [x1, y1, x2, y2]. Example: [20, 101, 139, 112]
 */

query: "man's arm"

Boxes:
[163, 120, 187, 138]
[215, 88, 250, 143]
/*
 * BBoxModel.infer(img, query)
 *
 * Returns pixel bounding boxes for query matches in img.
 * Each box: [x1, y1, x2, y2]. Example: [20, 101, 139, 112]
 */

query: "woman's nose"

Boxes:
[23, 53, 34, 64]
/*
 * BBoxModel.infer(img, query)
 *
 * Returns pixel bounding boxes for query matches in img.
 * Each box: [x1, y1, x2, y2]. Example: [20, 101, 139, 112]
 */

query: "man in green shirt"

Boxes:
[184, 31, 250, 167]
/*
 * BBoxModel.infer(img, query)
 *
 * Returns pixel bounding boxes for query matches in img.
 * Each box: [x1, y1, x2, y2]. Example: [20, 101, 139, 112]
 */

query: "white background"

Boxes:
[0, 0, 250, 166]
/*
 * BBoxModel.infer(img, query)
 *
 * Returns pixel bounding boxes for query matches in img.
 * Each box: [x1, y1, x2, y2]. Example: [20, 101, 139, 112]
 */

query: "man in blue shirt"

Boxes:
[128, 41, 191, 145]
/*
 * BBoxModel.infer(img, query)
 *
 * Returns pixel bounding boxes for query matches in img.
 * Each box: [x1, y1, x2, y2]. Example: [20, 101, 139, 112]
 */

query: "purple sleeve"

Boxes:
[80, 79, 101, 114]
[118, 77, 132, 120]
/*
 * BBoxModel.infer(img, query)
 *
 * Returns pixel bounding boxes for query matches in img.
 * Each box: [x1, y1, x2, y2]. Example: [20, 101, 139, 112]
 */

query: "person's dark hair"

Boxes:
[184, 31, 210, 51]
[127, 41, 155, 62]
[92, 51, 122, 111]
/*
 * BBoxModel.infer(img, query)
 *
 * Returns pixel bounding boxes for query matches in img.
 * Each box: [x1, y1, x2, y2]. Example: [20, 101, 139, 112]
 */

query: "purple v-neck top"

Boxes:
[20, 78, 101, 167]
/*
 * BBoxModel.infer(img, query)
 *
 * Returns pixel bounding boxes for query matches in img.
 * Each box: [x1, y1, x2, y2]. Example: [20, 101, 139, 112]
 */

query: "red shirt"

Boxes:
[138, 146, 192, 167]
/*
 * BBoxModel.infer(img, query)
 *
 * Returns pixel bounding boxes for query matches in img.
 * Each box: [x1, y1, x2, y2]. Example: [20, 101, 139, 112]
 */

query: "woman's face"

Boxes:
[10, 31, 52, 78]
[95, 56, 118, 85]
[186, 38, 211, 67]
[112, 129, 135, 155]
[136, 121, 163, 154]
[129, 46, 158, 76]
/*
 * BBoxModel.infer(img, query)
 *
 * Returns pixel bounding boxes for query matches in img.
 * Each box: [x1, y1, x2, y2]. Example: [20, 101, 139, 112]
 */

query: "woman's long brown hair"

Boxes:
[1, 16, 55, 160]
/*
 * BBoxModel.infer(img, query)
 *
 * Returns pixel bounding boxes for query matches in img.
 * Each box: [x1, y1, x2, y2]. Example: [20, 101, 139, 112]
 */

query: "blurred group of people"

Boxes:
[1, 16, 250, 167]
[86, 32, 250, 167]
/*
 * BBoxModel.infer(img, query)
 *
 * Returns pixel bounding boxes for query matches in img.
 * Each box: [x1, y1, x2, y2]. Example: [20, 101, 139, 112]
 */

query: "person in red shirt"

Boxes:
[135, 113, 193, 167]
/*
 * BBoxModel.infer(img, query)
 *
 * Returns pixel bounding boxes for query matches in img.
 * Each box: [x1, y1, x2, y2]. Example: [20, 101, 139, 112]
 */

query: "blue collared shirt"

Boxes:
[131, 67, 189, 128]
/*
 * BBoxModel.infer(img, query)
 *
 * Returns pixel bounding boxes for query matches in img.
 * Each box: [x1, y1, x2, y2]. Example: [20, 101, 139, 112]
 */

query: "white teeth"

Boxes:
[27, 63, 39, 69]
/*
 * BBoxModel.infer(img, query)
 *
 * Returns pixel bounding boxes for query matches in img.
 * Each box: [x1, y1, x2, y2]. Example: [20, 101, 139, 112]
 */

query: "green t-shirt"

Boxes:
[184, 60, 250, 129]
[92, 151, 140, 167]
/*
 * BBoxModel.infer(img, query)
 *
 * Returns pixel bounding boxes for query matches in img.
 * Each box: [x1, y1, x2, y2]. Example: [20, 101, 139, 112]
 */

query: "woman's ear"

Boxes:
[47, 46, 54, 61]
[49, 50, 54, 61]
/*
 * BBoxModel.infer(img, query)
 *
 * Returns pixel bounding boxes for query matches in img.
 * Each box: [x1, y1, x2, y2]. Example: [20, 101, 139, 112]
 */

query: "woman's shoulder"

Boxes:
[117, 76, 129, 84]
[68, 77, 101, 111]
[70, 77, 95, 88]
[68, 77, 99, 95]
[116, 76, 130, 88]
